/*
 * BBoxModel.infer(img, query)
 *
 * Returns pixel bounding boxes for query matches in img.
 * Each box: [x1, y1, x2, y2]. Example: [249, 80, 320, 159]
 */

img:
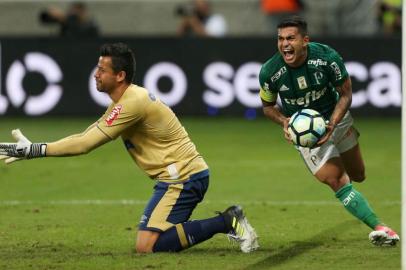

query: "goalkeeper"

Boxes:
[258, 16, 399, 246]
[0, 42, 259, 253]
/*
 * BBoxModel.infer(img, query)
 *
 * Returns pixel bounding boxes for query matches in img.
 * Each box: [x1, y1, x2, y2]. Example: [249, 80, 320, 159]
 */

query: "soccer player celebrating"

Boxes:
[259, 16, 399, 246]
[0, 43, 258, 253]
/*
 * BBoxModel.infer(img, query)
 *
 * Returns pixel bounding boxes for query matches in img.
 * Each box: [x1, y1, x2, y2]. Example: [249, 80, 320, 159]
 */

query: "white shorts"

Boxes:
[297, 111, 359, 175]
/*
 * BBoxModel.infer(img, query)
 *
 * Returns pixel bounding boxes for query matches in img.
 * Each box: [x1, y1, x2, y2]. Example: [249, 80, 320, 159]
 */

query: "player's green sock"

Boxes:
[335, 183, 380, 229]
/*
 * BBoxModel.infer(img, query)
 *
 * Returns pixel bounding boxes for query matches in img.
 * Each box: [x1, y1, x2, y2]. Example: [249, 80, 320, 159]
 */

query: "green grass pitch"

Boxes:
[0, 117, 400, 270]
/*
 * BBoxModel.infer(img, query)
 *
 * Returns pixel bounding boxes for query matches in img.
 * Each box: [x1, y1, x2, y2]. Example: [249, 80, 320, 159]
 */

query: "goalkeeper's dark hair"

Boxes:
[277, 16, 308, 36]
[100, 43, 135, 84]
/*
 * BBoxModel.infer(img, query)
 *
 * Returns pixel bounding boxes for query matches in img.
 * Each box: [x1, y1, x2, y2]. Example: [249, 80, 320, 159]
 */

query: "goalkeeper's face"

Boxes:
[277, 26, 309, 68]
[94, 56, 120, 94]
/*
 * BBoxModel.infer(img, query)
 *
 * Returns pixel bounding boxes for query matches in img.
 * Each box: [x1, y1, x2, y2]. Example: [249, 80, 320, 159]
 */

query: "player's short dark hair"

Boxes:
[100, 43, 135, 84]
[277, 16, 308, 36]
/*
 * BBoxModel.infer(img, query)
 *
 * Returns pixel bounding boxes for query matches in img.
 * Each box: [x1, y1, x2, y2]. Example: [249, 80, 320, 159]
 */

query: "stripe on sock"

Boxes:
[175, 224, 189, 248]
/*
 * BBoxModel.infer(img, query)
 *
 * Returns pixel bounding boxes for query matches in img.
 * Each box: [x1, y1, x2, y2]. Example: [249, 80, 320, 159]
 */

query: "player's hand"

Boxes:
[282, 118, 293, 144]
[0, 154, 21, 164]
[317, 121, 335, 146]
[0, 129, 47, 164]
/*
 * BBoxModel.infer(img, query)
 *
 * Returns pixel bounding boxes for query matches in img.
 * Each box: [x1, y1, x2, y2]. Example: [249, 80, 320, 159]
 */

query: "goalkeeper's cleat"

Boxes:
[369, 225, 400, 246]
[220, 205, 259, 253]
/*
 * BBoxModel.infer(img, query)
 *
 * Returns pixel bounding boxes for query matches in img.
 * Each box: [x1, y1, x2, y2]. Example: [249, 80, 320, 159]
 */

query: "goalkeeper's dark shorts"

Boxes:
[138, 169, 209, 232]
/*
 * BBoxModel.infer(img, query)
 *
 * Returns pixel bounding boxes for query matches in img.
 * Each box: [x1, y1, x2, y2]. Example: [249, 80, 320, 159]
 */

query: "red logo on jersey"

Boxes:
[105, 105, 123, 126]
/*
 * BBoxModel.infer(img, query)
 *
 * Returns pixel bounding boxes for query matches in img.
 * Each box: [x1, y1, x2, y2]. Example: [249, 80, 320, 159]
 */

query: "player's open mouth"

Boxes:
[283, 48, 294, 61]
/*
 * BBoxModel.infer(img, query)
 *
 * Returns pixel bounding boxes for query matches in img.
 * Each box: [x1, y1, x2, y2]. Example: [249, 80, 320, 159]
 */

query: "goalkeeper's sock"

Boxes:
[153, 215, 227, 252]
[335, 183, 380, 229]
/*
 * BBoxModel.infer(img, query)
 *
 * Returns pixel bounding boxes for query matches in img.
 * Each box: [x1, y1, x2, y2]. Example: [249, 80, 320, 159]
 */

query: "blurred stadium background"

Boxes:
[0, 0, 401, 118]
[0, 0, 392, 37]
[0, 0, 401, 269]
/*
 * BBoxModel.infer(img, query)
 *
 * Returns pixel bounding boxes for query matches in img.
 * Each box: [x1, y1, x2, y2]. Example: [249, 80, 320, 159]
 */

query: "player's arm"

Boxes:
[46, 124, 110, 156]
[261, 99, 286, 127]
[0, 124, 110, 164]
[59, 121, 98, 141]
[259, 64, 291, 142]
[260, 88, 291, 142]
[329, 76, 352, 127]
[259, 68, 286, 126]
[318, 77, 352, 145]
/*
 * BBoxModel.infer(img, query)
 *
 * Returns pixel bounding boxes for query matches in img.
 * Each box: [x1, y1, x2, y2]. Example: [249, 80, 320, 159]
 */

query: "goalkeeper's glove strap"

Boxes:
[27, 143, 47, 159]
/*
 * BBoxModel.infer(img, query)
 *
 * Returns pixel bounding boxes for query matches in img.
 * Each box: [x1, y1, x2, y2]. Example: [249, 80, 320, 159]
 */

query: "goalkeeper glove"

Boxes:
[0, 129, 47, 164]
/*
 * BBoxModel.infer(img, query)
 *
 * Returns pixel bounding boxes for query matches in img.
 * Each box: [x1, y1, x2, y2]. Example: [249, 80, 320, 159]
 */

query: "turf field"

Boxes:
[0, 117, 400, 270]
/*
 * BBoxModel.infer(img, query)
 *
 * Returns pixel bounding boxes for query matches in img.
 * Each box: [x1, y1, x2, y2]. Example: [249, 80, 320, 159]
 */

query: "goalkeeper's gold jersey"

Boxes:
[97, 84, 208, 182]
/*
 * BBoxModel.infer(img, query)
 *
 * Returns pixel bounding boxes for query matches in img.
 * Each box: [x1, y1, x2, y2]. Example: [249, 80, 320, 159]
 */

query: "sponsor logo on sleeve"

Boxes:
[330, 62, 342, 81]
[105, 104, 123, 126]
[271, 66, 287, 82]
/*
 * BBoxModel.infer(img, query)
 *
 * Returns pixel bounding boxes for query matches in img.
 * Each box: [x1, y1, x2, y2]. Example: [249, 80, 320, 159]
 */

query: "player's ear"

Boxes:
[303, 35, 310, 46]
[116, 70, 126, 83]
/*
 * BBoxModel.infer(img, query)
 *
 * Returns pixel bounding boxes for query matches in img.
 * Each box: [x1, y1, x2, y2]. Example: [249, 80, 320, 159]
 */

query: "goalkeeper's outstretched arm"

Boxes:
[47, 125, 110, 156]
[0, 123, 111, 164]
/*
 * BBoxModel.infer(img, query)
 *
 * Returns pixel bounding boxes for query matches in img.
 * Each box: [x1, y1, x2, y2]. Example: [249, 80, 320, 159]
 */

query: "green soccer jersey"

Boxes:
[259, 42, 349, 119]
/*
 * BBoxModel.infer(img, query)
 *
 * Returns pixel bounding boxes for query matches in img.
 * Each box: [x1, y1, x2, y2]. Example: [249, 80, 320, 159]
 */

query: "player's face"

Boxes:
[94, 56, 119, 94]
[277, 26, 309, 67]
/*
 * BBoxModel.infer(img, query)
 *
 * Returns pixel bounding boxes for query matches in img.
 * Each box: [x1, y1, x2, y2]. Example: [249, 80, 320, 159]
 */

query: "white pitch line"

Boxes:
[0, 200, 400, 206]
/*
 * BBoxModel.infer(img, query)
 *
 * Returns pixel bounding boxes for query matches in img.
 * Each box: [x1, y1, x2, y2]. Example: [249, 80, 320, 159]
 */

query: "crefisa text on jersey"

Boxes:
[307, 59, 327, 67]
